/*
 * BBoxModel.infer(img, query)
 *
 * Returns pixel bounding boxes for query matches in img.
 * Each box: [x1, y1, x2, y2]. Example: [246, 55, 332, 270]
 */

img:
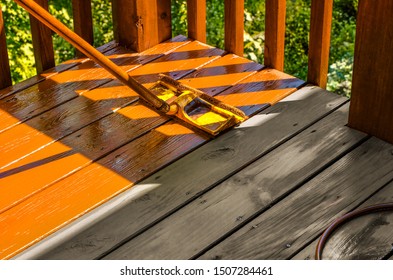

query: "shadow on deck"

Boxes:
[1, 37, 393, 260]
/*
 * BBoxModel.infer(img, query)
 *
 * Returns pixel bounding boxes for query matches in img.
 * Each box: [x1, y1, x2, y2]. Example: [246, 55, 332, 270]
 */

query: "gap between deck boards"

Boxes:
[13, 85, 352, 260]
[292, 178, 393, 260]
[0, 40, 118, 101]
[1, 36, 301, 260]
[197, 136, 393, 260]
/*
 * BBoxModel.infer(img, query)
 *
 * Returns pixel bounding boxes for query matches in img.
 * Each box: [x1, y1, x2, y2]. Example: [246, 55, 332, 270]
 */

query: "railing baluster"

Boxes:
[307, 0, 333, 88]
[72, 0, 93, 57]
[187, 0, 206, 43]
[29, 0, 55, 74]
[264, 0, 286, 71]
[157, 0, 172, 44]
[112, 0, 171, 52]
[224, 0, 244, 56]
[0, 5, 12, 89]
[349, 0, 393, 144]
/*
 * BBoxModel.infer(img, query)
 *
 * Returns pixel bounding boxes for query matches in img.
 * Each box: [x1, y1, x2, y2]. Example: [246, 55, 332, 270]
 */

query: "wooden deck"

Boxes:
[1, 36, 393, 260]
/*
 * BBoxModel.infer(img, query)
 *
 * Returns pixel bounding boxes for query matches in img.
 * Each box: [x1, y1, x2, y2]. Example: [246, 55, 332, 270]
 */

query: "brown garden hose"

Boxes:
[316, 202, 393, 260]
[14, 0, 177, 115]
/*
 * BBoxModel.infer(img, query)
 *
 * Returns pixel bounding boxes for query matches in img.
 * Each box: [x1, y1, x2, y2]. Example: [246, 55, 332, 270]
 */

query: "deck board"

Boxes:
[293, 180, 393, 260]
[0, 36, 190, 134]
[1, 38, 301, 259]
[102, 101, 366, 260]
[0, 40, 118, 100]
[198, 137, 393, 259]
[17, 86, 346, 260]
[0, 38, 210, 171]
[3, 36, 390, 261]
[0, 40, 222, 216]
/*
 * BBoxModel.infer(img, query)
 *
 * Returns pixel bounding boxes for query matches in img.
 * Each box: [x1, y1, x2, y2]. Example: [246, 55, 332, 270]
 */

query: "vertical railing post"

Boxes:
[29, 0, 55, 73]
[157, 0, 172, 44]
[224, 0, 244, 56]
[264, 0, 286, 71]
[307, 0, 333, 88]
[187, 0, 206, 43]
[348, 0, 393, 144]
[72, 0, 93, 57]
[112, 0, 171, 52]
[0, 4, 12, 89]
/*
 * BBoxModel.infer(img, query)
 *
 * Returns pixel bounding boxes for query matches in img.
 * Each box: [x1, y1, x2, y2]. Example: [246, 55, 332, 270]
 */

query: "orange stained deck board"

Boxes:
[0, 47, 125, 133]
[0, 41, 118, 101]
[0, 36, 190, 133]
[0, 50, 258, 220]
[0, 38, 218, 175]
[128, 41, 226, 85]
[0, 39, 304, 259]
[178, 54, 264, 95]
[215, 68, 305, 115]
[0, 105, 166, 214]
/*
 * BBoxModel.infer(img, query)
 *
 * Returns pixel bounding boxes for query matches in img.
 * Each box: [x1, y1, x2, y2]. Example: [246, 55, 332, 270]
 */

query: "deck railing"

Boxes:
[0, 0, 392, 143]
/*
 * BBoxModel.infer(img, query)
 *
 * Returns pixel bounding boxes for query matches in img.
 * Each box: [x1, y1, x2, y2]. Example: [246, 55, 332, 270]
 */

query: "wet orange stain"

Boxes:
[0, 37, 305, 259]
[155, 123, 195, 136]
[216, 88, 299, 107]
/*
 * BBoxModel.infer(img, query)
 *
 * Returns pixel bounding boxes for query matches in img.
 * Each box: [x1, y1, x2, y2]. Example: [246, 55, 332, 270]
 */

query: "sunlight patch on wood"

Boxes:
[155, 123, 195, 136]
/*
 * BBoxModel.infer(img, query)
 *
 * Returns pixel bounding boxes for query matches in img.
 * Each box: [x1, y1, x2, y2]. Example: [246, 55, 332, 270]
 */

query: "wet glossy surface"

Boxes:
[0, 37, 304, 259]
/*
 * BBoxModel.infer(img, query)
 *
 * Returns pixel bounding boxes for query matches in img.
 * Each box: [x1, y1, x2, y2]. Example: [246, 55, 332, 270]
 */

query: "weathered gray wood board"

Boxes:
[293, 180, 393, 260]
[102, 103, 367, 259]
[199, 137, 393, 259]
[16, 86, 348, 260]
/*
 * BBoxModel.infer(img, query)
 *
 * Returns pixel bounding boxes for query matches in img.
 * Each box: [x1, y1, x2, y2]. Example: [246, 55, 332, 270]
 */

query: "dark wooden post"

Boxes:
[72, 0, 93, 57]
[264, 0, 286, 71]
[0, 4, 12, 89]
[187, 0, 206, 43]
[224, 0, 244, 56]
[112, 0, 171, 52]
[157, 0, 172, 44]
[348, 0, 393, 144]
[307, 0, 333, 88]
[29, 0, 55, 73]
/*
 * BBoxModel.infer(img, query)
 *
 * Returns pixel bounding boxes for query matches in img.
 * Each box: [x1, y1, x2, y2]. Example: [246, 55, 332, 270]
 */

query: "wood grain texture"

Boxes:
[0, 54, 259, 209]
[157, 0, 172, 44]
[0, 41, 117, 101]
[178, 53, 263, 95]
[112, 0, 133, 48]
[0, 39, 219, 214]
[264, 0, 286, 71]
[307, 0, 333, 88]
[348, 0, 393, 144]
[200, 137, 393, 260]
[103, 103, 368, 260]
[0, 47, 126, 133]
[72, 0, 93, 57]
[29, 0, 55, 74]
[187, 0, 206, 43]
[293, 181, 393, 260]
[224, 0, 244, 56]
[0, 36, 189, 134]
[112, 0, 171, 52]
[0, 5, 12, 89]
[1, 41, 268, 259]
[26, 86, 345, 260]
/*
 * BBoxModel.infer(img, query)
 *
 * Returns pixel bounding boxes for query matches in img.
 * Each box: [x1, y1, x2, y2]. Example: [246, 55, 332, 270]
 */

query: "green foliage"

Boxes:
[2, 0, 113, 84]
[2, 0, 36, 82]
[2, 0, 357, 97]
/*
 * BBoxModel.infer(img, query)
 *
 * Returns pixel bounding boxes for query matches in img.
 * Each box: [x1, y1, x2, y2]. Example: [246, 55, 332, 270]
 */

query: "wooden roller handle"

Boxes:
[14, 0, 171, 112]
